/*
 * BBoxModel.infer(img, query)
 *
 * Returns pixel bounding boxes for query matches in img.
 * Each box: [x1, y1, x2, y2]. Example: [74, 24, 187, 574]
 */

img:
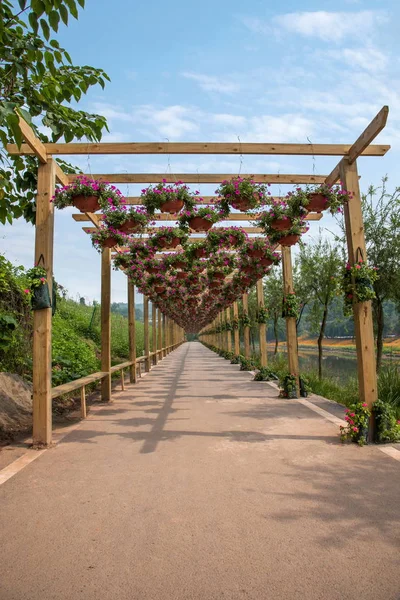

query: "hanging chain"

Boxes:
[237, 135, 244, 176]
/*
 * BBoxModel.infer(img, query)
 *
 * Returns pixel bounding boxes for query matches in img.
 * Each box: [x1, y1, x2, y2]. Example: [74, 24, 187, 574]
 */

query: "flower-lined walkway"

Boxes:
[0, 342, 399, 600]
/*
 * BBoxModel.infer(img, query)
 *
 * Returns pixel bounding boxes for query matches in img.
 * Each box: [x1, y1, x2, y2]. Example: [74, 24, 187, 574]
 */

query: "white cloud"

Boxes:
[242, 10, 388, 43]
[182, 72, 240, 94]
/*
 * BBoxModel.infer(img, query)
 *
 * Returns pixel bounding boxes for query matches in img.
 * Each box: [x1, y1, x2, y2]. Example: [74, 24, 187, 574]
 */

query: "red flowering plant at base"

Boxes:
[215, 177, 271, 214]
[52, 175, 125, 212]
[340, 402, 371, 446]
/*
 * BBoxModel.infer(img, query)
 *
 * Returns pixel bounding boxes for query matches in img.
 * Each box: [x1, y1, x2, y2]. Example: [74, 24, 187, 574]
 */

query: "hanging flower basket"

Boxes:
[271, 217, 293, 231]
[247, 248, 264, 258]
[118, 218, 143, 234]
[102, 237, 119, 248]
[72, 194, 101, 213]
[211, 272, 225, 281]
[278, 234, 301, 246]
[176, 271, 187, 280]
[158, 237, 180, 248]
[160, 198, 184, 214]
[52, 176, 125, 212]
[306, 193, 328, 213]
[260, 258, 273, 266]
[195, 247, 207, 258]
[155, 286, 166, 294]
[188, 216, 213, 232]
[215, 177, 270, 215]
[91, 228, 125, 252]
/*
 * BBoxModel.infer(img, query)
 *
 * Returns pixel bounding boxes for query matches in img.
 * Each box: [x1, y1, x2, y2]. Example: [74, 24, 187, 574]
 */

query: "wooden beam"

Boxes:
[157, 308, 162, 360]
[347, 106, 389, 165]
[226, 307, 232, 353]
[7, 141, 390, 157]
[68, 173, 327, 185]
[84, 226, 271, 235]
[54, 162, 69, 186]
[128, 280, 136, 383]
[281, 246, 300, 393]
[340, 159, 378, 422]
[325, 106, 390, 187]
[256, 279, 267, 368]
[17, 115, 47, 163]
[73, 212, 323, 222]
[32, 159, 56, 447]
[101, 247, 112, 401]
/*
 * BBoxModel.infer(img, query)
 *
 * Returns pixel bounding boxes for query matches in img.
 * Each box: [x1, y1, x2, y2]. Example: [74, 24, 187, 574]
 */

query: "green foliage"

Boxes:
[279, 373, 298, 398]
[342, 260, 378, 315]
[0, 0, 110, 224]
[372, 399, 400, 443]
[340, 402, 370, 446]
[256, 306, 268, 324]
[281, 293, 300, 319]
[253, 367, 279, 381]
[377, 364, 400, 418]
[240, 356, 256, 371]
[0, 313, 17, 350]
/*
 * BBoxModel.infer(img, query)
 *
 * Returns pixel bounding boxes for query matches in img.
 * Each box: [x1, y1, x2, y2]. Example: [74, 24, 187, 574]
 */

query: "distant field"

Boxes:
[296, 337, 400, 354]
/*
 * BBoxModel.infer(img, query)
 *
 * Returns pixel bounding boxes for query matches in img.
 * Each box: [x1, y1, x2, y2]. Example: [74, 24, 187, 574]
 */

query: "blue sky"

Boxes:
[1, 0, 399, 303]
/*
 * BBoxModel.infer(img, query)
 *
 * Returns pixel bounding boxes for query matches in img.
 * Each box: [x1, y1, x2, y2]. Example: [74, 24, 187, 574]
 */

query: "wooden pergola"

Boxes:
[7, 106, 390, 447]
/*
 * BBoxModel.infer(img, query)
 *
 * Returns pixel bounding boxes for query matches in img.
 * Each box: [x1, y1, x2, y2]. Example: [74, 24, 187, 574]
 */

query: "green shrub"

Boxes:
[378, 364, 400, 418]
[373, 399, 400, 443]
[253, 367, 279, 381]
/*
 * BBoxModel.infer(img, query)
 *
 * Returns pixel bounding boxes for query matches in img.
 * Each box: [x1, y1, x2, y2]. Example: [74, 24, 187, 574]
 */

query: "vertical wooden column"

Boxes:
[152, 303, 157, 365]
[127, 279, 136, 383]
[256, 279, 267, 367]
[242, 293, 250, 358]
[281, 247, 299, 388]
[144, 296, 150, 371]
[340, 158, 378, 416]
[157, 309, 162, 360]
[219, 312, 223, 350]
[101, 247, 112, 401]
[32, 159, 56, 446]
[233, 301, 240, 356]
[225, 307, 232, 352]
[162, 313, 166, 356]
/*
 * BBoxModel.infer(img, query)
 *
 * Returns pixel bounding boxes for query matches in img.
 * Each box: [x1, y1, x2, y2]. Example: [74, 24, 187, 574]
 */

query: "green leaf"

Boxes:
[18, 108, 32, 125]
[59, 5, 69, 25]
[77, 0, 85, 7]
[49, 10, 60, 32]
[31, 0, 45, 17]
[40, 18, 50, 40]
[65, 0, 78, 19]
[6, 113, 23, 148]
[18, 0, 28, 9]
[28, 12, 39, 34]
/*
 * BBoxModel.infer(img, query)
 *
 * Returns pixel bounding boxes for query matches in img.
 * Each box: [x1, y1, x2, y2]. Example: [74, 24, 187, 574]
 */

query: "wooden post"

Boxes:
[242, 293, 250, 359]
[127, 279, 136, 383]
[157, 309, 162, 360]
[256, 279, 267, 367]
[225, 307, 232, 353]
[340, 158, 378, 419]
[144, 295, 150, 371]
[162, 313, 166, 356]
[281, 246, 299, 390]
[101, 247, 112, 401]
[80, 386, 87, 419]
[32, 159, 56, 446]
[152, 302, 157, 365]
[121, 369, 125, 391]
[233, 302, 240, 356]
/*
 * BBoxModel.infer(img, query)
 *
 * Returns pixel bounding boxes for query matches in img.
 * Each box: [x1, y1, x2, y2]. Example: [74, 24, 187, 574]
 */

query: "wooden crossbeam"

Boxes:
[83, 226, 264, 234]
[54, 162, 69, 186]
[325, 106, 389, 187]
[7, 141, 390, 157]
[72, 212, 322, 222]
[17, 115, 48, 163]
[67, 173, 327, 184]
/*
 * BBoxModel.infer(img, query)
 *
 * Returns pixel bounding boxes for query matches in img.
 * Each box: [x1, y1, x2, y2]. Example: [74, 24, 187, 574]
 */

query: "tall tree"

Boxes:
[360, 179, 400, 370]
[0, 0, 110, 224]
[298, 235, 342, 378]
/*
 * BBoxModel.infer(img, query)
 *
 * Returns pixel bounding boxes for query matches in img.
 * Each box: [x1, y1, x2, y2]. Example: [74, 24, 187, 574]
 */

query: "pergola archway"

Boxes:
[7, 106, 390, 446]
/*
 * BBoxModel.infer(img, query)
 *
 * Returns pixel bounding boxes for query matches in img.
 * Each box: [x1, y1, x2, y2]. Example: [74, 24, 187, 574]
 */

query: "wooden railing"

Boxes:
[51, 342, 183, 420]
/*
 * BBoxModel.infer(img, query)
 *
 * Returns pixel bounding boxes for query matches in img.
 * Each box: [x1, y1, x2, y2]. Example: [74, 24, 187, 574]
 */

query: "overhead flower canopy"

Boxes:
[52, 176, 351, 333]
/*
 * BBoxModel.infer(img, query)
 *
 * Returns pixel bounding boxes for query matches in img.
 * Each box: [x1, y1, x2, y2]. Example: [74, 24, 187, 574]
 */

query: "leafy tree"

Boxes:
[264, 267, 283, 354]
[298, 235, 342, 378]
[361, 179, 400, 370]
[0, 0, 110, 224]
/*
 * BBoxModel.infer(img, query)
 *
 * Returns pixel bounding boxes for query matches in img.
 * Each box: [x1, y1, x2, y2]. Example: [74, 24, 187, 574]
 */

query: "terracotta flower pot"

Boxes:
[102, 237, 118, 248]
[278, 234, 301, 246]
[174, 261, 186, 269]
[72, 194, 100, 213]
[160, 199, 184, 214]
[271, 218, 292, 231]
[158, 237, 180, 249]
[176, 272, 187, 280]
[147, 267, 160, 274]
[209, 281, 223, 289]
[307, 193, 328, 213]
[260, 258, 273, 267]
[119, 218, 142, 234]
[244, 266, 254, 275]
[231, 197, 252, 211]
[155, 286, 166, 294]
[247, 248, 264, 258]
[212, 272, 225, 281]
[195, 248, 207, 258]
[189, 217, 213, 232]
